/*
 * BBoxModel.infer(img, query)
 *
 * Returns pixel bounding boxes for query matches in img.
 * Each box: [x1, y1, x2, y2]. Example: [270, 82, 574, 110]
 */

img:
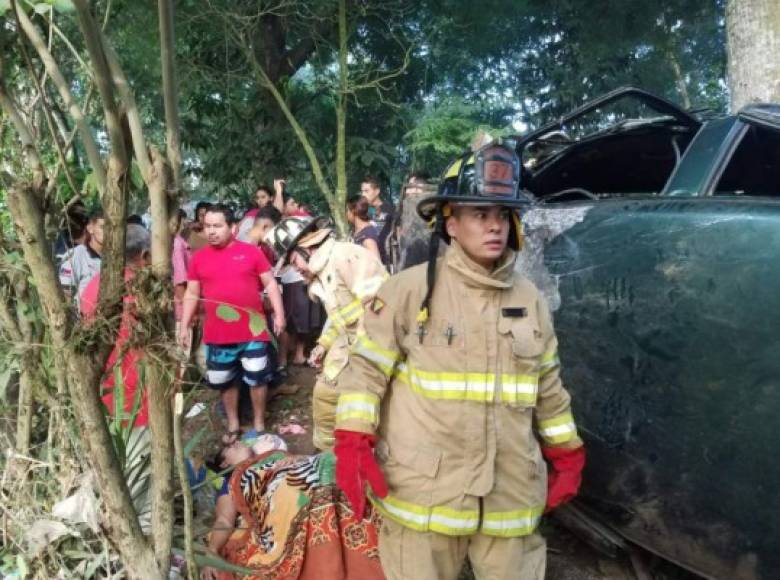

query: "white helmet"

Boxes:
[265, 215, 331, 264]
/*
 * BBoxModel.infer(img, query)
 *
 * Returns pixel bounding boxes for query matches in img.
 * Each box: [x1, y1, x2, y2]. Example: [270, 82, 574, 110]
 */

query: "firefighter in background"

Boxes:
[266, 216, 387, 450]
[333, 143, 586, 579]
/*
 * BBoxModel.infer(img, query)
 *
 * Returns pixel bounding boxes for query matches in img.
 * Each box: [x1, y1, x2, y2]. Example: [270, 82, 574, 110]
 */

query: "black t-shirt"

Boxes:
[370, 200, 395, 266]
[354, 224, 380, 248]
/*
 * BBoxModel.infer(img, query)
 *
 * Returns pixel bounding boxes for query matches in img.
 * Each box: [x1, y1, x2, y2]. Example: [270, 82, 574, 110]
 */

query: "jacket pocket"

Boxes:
[379, 438, 442, 505]
[498, 317, 544, 359]
[388, 439, 442, 479]
[498, 318, 543, 408]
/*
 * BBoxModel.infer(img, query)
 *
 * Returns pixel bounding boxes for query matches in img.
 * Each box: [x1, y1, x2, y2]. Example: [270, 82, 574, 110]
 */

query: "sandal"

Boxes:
[222, 430, 241, 445]
[241, 429, 266, 444]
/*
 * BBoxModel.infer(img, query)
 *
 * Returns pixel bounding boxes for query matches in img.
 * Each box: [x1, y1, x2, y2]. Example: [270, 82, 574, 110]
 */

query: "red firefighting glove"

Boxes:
[543, 446, 586, 512]
[334, 429, 388, 519]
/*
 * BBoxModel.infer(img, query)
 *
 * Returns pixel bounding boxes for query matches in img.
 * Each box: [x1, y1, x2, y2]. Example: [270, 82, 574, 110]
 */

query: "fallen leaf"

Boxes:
[25, 520, 70, 555]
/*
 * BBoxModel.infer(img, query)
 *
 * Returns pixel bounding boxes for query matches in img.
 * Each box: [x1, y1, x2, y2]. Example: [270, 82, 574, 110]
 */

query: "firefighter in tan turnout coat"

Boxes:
[333, 144, 586, 579]
[266, 215, 387, 449]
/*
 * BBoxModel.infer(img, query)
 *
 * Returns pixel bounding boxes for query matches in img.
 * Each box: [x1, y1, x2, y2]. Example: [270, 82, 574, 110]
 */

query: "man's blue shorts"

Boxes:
[205, 341, 272, 390]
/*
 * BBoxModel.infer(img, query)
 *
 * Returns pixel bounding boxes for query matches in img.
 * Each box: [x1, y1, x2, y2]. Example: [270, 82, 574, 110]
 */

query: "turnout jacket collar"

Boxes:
[307, 237, 337, 278]
[445, 240, 516, 290]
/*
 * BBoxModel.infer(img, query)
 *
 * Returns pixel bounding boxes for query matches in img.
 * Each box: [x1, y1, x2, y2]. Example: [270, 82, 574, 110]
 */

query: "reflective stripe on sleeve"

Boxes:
[318, 320, 339, 349]
[538, 412, 578, 444]
[352, 335, 401, 378]
[331, 298, 364, 329]
[335, 392, 380, 427]
[539, 349, 560, 377]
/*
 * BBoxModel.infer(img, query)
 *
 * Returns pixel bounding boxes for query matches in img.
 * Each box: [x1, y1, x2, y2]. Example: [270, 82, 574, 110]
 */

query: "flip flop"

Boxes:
[222, 430, 241, 445]
[242, 429, 268, 445]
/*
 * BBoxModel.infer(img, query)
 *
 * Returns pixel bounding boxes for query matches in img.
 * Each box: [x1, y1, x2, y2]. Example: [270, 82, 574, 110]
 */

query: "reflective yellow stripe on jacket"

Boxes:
[371, 493, 543, 537]
[396, 364, 538, 404]
[352, 334, 541, 404]
[481, 507, 545, 537]
[352, 334, 401, 378]
[330, 298, 364, 330]
[335, 392, 380, 427]
[318, 319, 340, 349]
[538, 412, 578, 445]
[539, 348, 560, 377]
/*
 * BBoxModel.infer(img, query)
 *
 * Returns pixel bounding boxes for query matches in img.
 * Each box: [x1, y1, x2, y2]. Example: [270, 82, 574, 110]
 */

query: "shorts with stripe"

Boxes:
[205, 341, 272, 390]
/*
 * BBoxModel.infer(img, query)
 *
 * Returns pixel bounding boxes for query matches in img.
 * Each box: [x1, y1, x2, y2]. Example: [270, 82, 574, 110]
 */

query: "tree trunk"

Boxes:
[146, 148, 175, 571]
[666, 46, 691, 110]
[15, 366, 33, 454]
[726, 0, 780, 110]
[146, 359, 175, 572]
[158, 0, 182, 193]
[6, 185, 162, 580]
[333, 0, 349, 238]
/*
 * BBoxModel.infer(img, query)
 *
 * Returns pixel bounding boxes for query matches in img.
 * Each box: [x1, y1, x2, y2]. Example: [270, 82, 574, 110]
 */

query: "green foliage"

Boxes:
[405, 98, 510, 176]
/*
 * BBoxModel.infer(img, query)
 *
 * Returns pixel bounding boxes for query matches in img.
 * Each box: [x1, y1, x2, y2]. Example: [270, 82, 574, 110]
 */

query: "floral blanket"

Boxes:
[216, 451, 384, 580]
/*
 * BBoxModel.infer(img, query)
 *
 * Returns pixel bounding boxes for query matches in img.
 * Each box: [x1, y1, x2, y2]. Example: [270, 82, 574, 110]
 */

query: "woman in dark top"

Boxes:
[346, 195, 382, 261]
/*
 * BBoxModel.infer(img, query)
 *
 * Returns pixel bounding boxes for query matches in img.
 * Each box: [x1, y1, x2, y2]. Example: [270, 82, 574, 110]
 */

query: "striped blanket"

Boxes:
[216, 451, 385, 580]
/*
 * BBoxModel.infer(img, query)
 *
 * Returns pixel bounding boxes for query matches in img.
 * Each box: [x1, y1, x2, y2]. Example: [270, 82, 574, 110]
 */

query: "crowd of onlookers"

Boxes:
[53, 176, 397, 432]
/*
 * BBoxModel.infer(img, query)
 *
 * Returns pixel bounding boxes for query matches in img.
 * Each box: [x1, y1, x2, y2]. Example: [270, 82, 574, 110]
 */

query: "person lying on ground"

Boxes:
[201, 434, 384, 580]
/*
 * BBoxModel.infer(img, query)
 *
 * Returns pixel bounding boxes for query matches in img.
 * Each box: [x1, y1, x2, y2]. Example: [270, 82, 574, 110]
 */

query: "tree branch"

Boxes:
[73, 0, 127, 163]
[13, 2, 106, 194]
[100, 38, 152, 180]
[73, 0, 130, 329]
[0, 293, 24, 344]
[241, 32, 334, 202]
[158, 0, 182, 193]
[0, 75, 46, 188]
[333, 0, 348, 237]
[14, 8, 79, 201]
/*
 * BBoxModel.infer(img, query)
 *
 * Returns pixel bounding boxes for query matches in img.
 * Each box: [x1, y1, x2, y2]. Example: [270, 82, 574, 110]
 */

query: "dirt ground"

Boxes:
[184, 365, 695, 580]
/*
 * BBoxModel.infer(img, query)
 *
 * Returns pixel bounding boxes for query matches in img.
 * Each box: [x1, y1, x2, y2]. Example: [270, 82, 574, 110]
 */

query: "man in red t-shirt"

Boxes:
[180, 204, 285, 443]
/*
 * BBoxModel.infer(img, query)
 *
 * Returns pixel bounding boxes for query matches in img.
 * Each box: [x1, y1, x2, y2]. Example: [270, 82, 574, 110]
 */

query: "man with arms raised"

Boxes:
[180, 204, 285, 443]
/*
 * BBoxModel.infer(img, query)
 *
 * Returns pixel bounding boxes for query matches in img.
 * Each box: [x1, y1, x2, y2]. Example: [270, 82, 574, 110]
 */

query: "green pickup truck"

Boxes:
[514, 88, 780, 580]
